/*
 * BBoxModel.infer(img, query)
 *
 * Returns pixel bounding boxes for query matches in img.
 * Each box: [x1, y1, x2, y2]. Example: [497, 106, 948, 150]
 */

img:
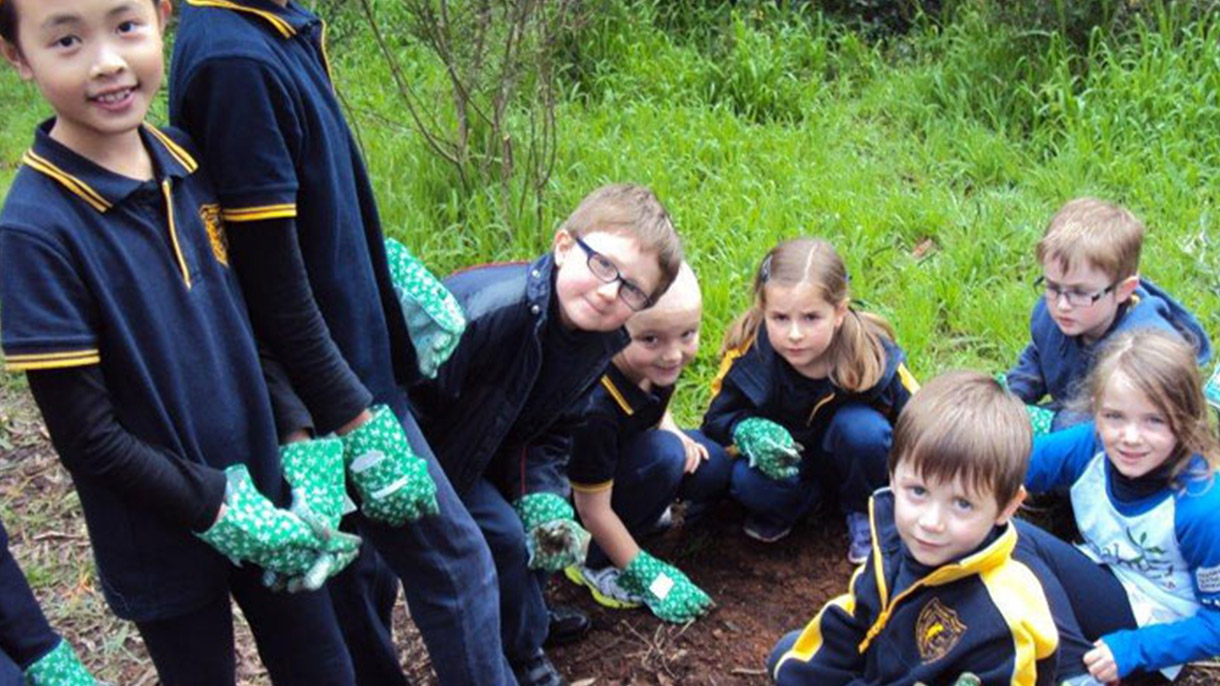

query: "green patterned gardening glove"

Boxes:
[385, 238, 466, 379]
[1026, 403, 1055, 437]
[197, 464, 359, 585]
[23, 640, 97, 686]
[341, 405, 439, 527]
[280, 437, 351, 532]
[733, 417, 802, 480]
[513, 493, 591, 572]
[619, 550, 712, 624]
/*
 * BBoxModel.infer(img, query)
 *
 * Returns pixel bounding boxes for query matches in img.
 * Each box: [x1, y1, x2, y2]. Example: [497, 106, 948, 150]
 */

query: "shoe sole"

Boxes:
[742, 526, 791, 543]
[562, 566, 643, 609]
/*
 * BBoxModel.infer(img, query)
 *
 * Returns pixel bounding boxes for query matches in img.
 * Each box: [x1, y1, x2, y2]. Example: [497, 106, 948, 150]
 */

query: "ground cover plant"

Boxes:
[1, 0, 1219, 681]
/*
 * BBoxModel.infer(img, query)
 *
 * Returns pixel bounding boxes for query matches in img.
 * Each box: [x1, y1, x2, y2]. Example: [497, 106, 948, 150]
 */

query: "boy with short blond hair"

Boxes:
[410, 183, 682, 684]
[769, 371, 1093, 686]
[564, 263, 733, 624]
[1008, 197, 1211, 431]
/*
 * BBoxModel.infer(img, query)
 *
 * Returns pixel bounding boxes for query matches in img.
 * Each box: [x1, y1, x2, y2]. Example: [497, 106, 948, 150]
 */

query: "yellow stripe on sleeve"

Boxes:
[772, 566, 862, 679]
[4, 349, 101, 371]
[571, 480, 614, 493]
[980, 558, 1059, 686]
[897, 363, 920, 393]
[708, 336, 754, 401]
[221, 204, 298, 222]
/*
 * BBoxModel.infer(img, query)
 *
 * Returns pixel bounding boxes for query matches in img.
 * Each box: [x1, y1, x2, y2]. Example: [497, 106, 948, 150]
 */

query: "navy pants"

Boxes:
[729, 403, 892, 530]
[332, 409, 516, 685]
[135, 565, 355, 685]
[0, 519, 59, 673]
[462, 477, 549, 665]
[0, 653, 19, 686]
[585, 429, 733, 569]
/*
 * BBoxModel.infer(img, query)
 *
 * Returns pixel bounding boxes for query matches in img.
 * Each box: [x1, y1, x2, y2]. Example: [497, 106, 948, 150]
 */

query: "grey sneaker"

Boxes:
[563, 565, 644, 609]
[846, 512, 872, 564]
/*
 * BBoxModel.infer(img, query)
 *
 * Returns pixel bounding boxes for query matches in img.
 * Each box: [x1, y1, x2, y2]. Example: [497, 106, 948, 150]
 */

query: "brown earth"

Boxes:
[2, 382, 1218, 684]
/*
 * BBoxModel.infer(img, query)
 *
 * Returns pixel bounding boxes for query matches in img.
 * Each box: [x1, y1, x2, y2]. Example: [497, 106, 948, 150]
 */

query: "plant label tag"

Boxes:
[650, 573, 675, 600]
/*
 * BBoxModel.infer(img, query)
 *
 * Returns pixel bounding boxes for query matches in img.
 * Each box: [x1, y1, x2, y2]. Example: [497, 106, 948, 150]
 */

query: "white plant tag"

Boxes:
[649, 573, 675, 600]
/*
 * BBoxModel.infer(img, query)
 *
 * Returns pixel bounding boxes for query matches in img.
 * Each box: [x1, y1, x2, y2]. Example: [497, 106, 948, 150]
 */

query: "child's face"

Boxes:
[552, 229, 662, 332]
[2, 0, 170, 154]
[762, 282, 847, 379]
[616, 299, 701, 389]
[892, 461, 1022, 568]
[1096, 370, 1178, 479]
[1039, 258, 1136, 344]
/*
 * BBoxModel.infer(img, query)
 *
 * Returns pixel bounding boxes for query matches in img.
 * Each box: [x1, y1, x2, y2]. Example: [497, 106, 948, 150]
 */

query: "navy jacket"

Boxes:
[702, 324, 916, 452]
[771, 490, 1087, 686]
[1007, 280, 1211, 411]
[410, 254, 629, 496]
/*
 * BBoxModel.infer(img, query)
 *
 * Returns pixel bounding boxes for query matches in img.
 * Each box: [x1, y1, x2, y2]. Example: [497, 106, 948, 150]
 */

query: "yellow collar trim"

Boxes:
[22, 151, 111, 212]
[143, 125, 198, 172]
[185, 0, 296, 38]
[600, 375, 635, 416]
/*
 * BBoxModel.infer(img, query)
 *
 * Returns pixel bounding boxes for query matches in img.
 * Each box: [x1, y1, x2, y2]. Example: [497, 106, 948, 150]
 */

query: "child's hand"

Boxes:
[662, 426, 708, 474]
[385, 238, 466, 379]
[618, 551, 713, 623]
[280, 436, 352, 533]
[340, 405, 440, 527]
[23, 639, 99, 686]
[1084, 639, 1119, 684]
[513, 493, 591, 571]
[733, 417, 802, 480]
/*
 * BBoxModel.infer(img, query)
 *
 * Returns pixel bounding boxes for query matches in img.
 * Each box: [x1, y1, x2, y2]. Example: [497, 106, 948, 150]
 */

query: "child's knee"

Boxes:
[825, 405, 892, 457]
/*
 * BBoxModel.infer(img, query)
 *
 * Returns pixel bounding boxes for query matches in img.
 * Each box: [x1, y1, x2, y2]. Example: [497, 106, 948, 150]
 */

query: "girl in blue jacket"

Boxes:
[1025, 329, 1220, 682]
[702, 237, 918, 563]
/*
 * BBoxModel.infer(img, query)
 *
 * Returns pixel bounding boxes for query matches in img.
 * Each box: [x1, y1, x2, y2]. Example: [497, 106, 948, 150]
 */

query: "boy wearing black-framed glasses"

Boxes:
[1006, 197, 1211, 433]
[409, 184, 683, 685]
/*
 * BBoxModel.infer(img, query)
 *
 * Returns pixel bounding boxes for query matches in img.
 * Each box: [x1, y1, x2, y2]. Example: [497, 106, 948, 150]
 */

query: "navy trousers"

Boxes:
[0, 519, 58, 673]
[729, 403, 893, 530]
[585, 429, 733, 569]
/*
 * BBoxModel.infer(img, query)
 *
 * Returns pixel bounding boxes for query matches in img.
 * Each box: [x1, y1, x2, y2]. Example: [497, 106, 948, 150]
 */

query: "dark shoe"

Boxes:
[510, 648, 567, 686]
[545, 605, 591, 646]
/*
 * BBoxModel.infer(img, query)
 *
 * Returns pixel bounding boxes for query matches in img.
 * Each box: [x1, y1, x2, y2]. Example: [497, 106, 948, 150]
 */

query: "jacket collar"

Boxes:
[524, 252, 631, 351]
[184, 0, 316, 38]
[23, 120, 198, 214]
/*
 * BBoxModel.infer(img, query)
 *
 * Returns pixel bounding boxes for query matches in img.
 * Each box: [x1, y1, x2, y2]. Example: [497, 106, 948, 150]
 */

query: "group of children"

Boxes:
[0, 1, 1217, 685]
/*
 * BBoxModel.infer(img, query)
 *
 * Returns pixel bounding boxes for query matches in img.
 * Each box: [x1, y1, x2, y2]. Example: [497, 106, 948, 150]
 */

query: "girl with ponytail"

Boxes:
[702, 238, 918, 563]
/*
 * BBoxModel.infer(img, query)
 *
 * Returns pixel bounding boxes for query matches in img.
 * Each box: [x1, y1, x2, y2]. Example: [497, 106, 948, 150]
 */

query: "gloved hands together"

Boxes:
[24, 640, 99, 686]
[197, 464, 361, 592]
[733, 417, 802, 480]
[341, 405, 440, 527]
[513, 493, 591, 572]
[619, 550, 713, 623]
[385, 238, 466, 379]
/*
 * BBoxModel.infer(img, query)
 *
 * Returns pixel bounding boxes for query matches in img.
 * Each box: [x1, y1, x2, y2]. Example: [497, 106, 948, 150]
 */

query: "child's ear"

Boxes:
[995, 486, 1026, 525]
[0, 39, 33, 81]
[552, 229, 574, 267]
[157, 0, 174, 31]
[1116, 274, 1140, 302]
[833, 298, 850, 329]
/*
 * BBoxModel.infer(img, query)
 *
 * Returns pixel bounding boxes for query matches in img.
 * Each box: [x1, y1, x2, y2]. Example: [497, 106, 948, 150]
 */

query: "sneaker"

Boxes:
[564, 565, 644, 609]
[846, 512, 872, 564]
[510, 648, 567, 686]
[742, 514, 792, 543]
[545, 605, 591, 646]
[643, 505, 674, 535]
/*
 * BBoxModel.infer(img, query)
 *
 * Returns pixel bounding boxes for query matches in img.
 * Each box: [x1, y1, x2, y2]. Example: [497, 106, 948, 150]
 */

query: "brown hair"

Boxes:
[558, 184, 683, 302]
[1036, 197, 1145, 283]
[889, 370, 1032, 508]
[1082, 329, 1219, 481]
[719, 237, 895, 392]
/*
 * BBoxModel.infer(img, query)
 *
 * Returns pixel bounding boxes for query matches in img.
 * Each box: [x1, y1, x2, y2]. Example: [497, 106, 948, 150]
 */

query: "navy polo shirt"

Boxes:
[0, 122, 282, 622]
[568, 365, 674, 491]
[170, 0, 412, 420]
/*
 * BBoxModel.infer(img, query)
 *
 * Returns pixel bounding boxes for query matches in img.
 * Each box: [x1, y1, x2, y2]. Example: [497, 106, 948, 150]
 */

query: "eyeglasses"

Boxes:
[574, 236, 653, 311]
[1034, 276, 1116, 307]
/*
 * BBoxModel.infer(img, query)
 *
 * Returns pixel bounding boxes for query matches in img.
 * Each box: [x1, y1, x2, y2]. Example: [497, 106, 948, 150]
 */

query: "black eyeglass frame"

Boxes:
[1033, 275, 1117, 307]
[573, 236, 653, 311]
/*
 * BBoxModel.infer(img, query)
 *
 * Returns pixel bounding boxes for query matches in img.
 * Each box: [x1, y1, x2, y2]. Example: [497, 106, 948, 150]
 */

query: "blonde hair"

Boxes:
[889, 370, 1031, 508]
[1036, 197, 1145, 283]
[1083, 330, 1220, 481]
[719, 237, 895, 392]
[559, 184, 683, 300]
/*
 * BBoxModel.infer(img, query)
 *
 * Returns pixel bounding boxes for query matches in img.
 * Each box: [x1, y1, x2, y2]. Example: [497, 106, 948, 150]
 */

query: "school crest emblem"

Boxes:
[199, 204, 228, 266]
[915, 597, 967, 663]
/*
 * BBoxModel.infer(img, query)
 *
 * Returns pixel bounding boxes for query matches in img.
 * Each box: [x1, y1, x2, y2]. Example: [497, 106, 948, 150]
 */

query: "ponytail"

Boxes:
[828, 308, 895, 392]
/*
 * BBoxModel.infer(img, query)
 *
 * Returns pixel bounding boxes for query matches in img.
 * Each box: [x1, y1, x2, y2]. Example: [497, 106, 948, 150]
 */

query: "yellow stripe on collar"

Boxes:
[600, 375, 635, 416]
[143, 125, 198, 173]
[22, 151, 111, 212]
[185, 0, 296, 38]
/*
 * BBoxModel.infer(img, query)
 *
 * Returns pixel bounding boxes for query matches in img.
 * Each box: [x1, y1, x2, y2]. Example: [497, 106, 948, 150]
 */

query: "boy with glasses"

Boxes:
[1006, 197, 1210, 432]
[410, 184, 682, 685]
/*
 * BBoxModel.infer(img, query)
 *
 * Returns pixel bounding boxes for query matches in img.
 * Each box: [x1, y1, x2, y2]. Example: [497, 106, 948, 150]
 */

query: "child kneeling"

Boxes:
[769, 371, 1092, 685]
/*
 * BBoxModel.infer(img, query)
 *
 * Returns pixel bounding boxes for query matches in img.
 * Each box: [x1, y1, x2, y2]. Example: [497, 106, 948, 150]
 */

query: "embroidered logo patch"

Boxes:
[199, 204, 228, 266]
[915, 598, 967, 663]
[1198, 565, 1220, 594]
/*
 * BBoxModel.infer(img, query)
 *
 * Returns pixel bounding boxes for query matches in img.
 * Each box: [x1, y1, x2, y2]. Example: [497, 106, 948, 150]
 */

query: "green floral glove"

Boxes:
[280, 437, 351, 532]
[915, 675, 980, 686]
[341, 405, 439, 527]
[385, 238, 466, 379]
[1027, 403, 1055, 437]
[23, 640, 96, 686]
[733, 418, 802, 480]
[1206, 361, 1220, 412]
[513, 493, 591, 572]
[619, 551, 712, 623]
